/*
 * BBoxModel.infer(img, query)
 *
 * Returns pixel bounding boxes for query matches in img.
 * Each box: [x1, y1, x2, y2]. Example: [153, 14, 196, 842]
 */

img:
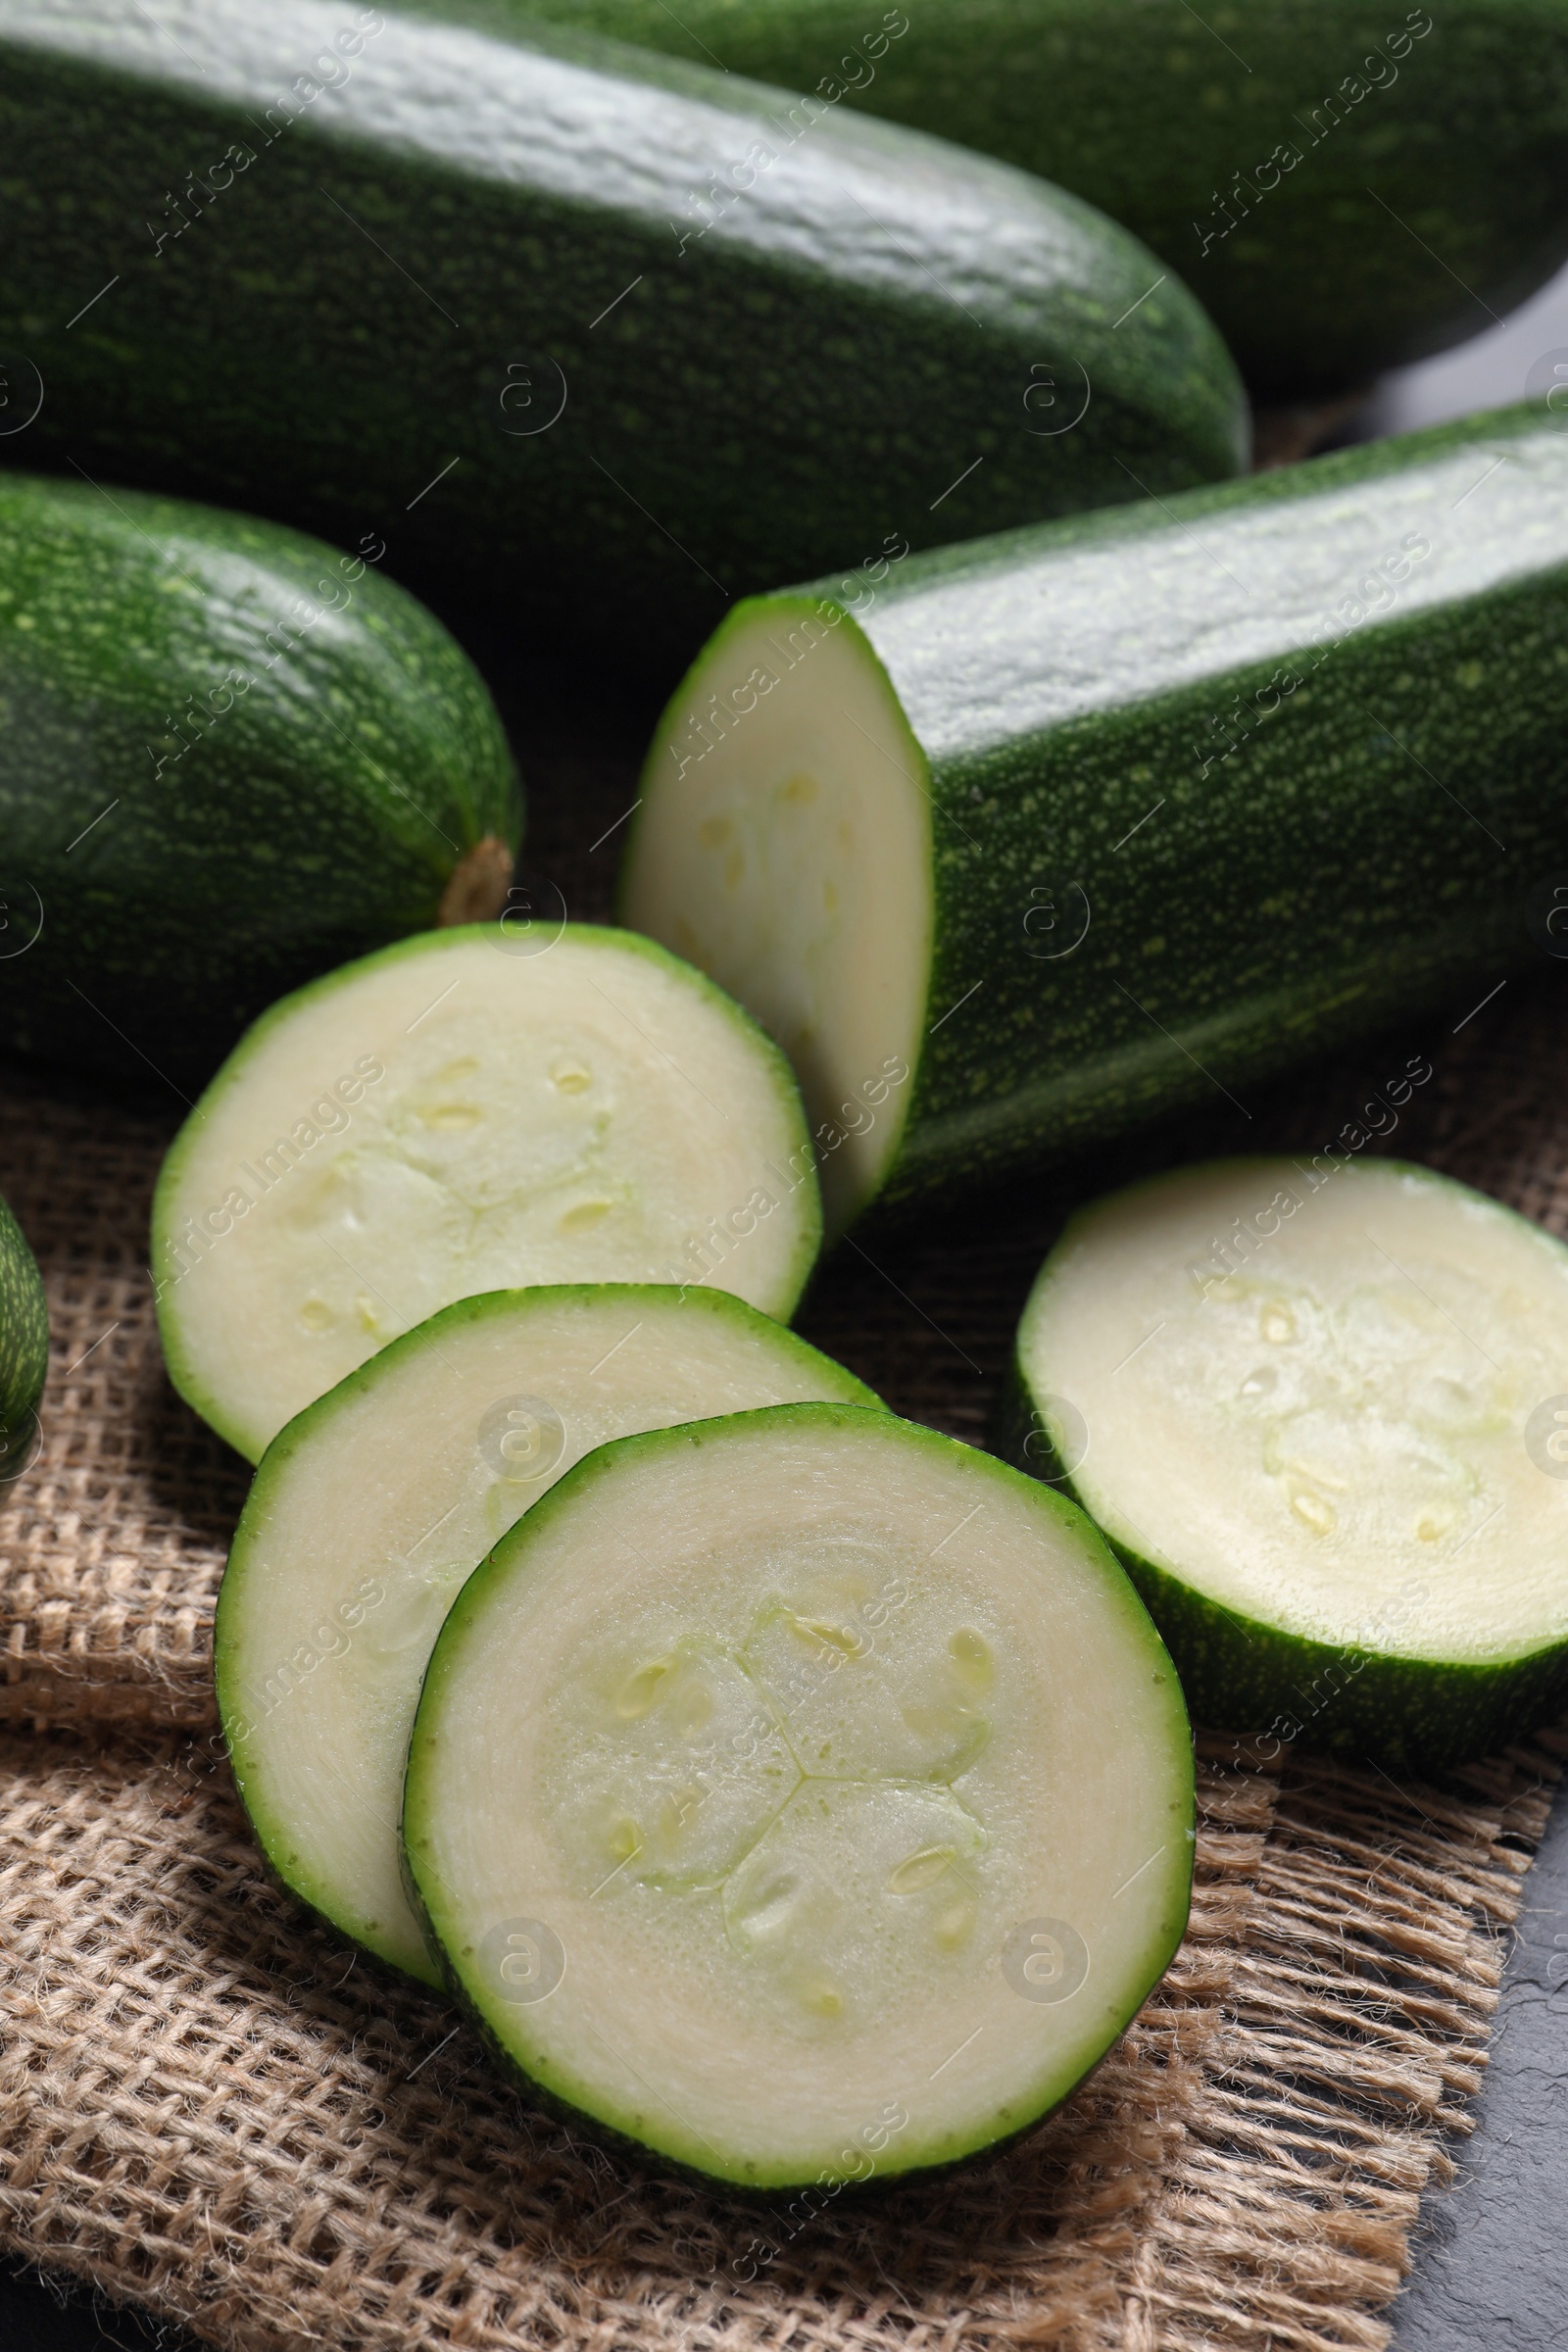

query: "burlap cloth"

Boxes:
[2, 729, 1567, 2343]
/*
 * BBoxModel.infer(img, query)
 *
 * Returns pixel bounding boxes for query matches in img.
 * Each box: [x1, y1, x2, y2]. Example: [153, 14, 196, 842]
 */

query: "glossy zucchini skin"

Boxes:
[509, 0, 1568, 394]
[0, 471, 519, 1087]
[759, 404, 1568, 1219]
[0, 0, 1245, 659]
[0, 1190, 47, 1477]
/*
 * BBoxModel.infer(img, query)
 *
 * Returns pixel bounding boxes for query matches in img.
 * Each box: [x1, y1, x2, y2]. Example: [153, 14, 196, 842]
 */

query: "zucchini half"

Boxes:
[622, 405, 1568, 1232]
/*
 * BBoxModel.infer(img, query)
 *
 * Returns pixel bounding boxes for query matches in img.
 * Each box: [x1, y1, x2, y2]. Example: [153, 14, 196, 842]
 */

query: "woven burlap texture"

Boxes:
[4, 965, 1565, 1732]
[0, 1067, 246, 1729]
[0, 1722, 1553, 2352]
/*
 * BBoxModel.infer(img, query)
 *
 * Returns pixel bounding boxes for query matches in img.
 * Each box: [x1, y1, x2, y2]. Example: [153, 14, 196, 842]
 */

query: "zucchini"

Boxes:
[1001, 1156, 1568, 1771]
[218, 1285, 880, 1982]
[152, 925, 821, 1462]
[403, 1402, 1193, 2186]
[0, 470, 518, 1088]
[622, 403, 1568, 1234]
[0, 0, 1246, 657]
[514, 0, 1568, 394]
[0, 1189, 47, 1483]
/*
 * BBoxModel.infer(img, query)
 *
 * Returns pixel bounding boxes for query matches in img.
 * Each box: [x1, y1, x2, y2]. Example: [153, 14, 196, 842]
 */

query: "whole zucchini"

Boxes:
[0, 0, 1245, 658]
[622, 403, 1568, 1232]
[514, 0, 1568, 395]
[0, 471, 519, 1087]
[0, 1189, 47, 1480]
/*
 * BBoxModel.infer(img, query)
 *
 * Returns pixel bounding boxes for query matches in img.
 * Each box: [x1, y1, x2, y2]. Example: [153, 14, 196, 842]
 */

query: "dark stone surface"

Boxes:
[1392, 1767, 1568, 2352]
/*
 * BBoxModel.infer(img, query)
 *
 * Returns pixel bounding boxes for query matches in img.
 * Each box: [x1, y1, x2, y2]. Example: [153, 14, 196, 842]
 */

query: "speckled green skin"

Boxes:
[0, 1189, 47, 1468]
[504, 0, 1568, 394]
[0, 0, 1244, 661]
[993, 1355, 1568, 1773]
[0, 471, 519, 1088]
[709, 405, 1568, 1222]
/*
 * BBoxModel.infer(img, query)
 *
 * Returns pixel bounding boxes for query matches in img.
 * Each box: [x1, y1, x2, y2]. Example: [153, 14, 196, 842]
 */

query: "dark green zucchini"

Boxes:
[0, 1189, 47, 1481]
[0, 0, 1245, 660]
[622, 402, 1568, 1232]
[0, 470, 519, 1088]
[509, 0, 1568, 394]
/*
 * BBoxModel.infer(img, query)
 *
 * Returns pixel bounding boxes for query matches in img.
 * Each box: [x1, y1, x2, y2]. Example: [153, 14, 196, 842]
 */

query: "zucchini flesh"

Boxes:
[404, 1403, 1193, 2188]
[153, 926, 820, 1461]
[0, 470, 518, 1086]
[505, 0, 1568, 395]
[0, 0, 1246, 655]
[218, 1286, 879, 1983]
[623, 405, 1568, 1232]
[1005, 1156, 1568, 1769]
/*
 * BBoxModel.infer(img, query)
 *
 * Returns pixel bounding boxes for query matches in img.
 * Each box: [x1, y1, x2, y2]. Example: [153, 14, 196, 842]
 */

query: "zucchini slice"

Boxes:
[153, 926, 819, 1460]
[404, 1403, 1193, 2188]
[218, 1286, 878, 1984]
[1004, 1157, 1568, 1769]
[621, 404, 1568, 1232]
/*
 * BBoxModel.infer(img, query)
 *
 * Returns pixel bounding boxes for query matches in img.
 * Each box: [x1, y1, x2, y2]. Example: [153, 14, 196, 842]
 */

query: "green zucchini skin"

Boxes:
[0, 1189, 47, 1477]
[667, 404, 1568, 1223]
[0, 471, 519, 1088]
[992, 1360, 1568, 1774]
[0, 1, 1244, 659]
[509, 0, 1568, 395]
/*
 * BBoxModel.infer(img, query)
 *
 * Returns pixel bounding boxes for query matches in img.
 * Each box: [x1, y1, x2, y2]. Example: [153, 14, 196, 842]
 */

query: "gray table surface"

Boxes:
[4, 264, 1568, 2352]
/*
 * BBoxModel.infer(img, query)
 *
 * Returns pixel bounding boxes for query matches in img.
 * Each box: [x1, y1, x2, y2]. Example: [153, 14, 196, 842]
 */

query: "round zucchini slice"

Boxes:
[153, 924, 820, 1460]
[404, 1403, 1193, 2188]
[218, 1286, 878, 1984]
[1004, 1156, 1568, 1769]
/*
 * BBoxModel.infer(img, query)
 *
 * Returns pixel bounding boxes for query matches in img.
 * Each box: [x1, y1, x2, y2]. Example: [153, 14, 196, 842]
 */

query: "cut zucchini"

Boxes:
[153, 926, 819, 1460]
[621, 405, 1568, 1233]
[1004, 1156, 1568, 1769]
[218, 1286, 877, 1984]
[404, 1403, 1193, 2188]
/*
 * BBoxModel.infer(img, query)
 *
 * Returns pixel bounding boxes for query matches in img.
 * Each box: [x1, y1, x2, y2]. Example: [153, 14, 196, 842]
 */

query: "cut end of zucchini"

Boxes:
[217, 1286, 878, 1984]
[153, 925, 820, 1459]
[1012, 1156, 1568, 1759]
[622, 599, 931, 1234]
[406, 1405, 1192, 2188]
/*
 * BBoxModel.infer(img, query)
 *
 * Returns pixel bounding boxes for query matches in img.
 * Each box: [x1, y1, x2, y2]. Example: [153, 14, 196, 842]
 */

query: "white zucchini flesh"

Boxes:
[153, 925, 819, 1460]
[217, 1287, 878, 1984]
[620, 604, 930, 1233]
[1018, 1156, 1568, 1665]
[404, 1404, 1193, 2188]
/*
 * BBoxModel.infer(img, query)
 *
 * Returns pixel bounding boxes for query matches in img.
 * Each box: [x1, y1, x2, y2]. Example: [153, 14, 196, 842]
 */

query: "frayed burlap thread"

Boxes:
[0, 1727, 1553, 2352]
